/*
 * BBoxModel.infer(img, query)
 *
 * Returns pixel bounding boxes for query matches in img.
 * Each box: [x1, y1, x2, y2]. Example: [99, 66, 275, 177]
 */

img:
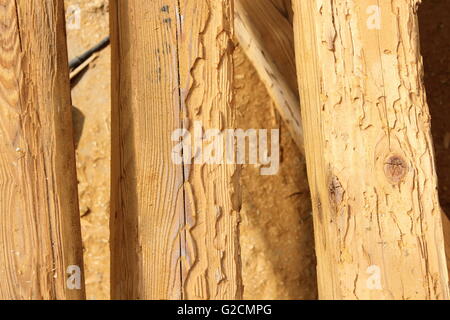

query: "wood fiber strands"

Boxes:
[0, 0, 85, 299]
[111, 0, 242, 300]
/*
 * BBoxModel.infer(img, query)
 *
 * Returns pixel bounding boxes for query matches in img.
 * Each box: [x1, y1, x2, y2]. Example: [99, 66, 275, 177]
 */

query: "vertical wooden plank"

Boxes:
[0, 0, 85, 299]
[178, 0, 242, 300]
[110, 0, 184, 299]
[110, 0, 242, 300]
[292, 0, 449, 299]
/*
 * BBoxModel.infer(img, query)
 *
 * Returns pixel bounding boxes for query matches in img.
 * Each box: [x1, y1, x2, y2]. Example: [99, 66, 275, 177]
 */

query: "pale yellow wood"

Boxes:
[0, 0, 85, 299]
[110, 0, 242, 300]
[293, 0, 449, 299]
[110, 0, 184, 300]
[177, 0, 242, 300]
[235, 0, 303, 152]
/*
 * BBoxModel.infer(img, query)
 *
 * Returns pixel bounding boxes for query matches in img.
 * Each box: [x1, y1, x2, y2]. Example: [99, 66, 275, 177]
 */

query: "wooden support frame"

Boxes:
[292, 0, 449, 299]
[110, 0, 242, 300]
[0, 0, 85, 299]
[235, 0, 304, 152]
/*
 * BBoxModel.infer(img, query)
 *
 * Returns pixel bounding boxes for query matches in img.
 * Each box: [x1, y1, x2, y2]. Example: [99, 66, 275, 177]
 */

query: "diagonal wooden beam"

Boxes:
[235, 0, 304, 153]
[270, 0, 294, 23]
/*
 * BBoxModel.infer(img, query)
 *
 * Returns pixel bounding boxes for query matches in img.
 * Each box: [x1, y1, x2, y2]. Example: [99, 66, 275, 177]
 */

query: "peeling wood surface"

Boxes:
[293, 0, 449, 299]
[0, 0, 85, 299]
[111, 0, 242, 300]
[235, 0, 303, 151]
[177, 0, 243, 300]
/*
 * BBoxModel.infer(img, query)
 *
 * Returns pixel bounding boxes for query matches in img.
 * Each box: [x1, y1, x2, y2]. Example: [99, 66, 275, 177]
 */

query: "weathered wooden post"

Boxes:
[0, 0, 85, 299]
[110, 0, 242, 300]
[292, 0, 449, 299]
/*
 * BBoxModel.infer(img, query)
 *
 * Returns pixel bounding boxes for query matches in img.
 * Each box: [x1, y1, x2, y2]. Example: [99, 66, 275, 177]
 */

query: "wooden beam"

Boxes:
[110, 0, 242, 300]
[110, 0, 183, 300]
[292, 0, 449, 299]
[442, 211, 450, 275]
[0, 0, 85, 299]
[270, 0, 294, 23]
[235, 0, 304, 152]
[177, 0, 243, 301]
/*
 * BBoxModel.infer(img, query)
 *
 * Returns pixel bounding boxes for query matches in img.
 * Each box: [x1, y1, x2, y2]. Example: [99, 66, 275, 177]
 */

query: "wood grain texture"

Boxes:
[235, 0, 303, 152]
[110, 0, 242, 300]
[0, 0, 85, 299]
[270, 0, 294, 23]
[178, 0, 242, 300]
[293, 0, 449, 299]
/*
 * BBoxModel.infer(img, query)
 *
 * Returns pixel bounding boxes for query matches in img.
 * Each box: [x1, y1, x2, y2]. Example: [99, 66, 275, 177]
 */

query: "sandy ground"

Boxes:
[64, 0, 449, 300]
[235, 47, 317, 299]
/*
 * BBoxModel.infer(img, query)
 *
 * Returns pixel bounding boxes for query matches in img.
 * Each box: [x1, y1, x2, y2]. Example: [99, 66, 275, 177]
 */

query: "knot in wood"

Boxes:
[329, 176, 344, 206]
[384, 155, 408, 184]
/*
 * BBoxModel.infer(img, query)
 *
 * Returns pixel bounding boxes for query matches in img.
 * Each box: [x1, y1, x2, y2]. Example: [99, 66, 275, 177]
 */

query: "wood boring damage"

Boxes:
[0, 0, 449, 302]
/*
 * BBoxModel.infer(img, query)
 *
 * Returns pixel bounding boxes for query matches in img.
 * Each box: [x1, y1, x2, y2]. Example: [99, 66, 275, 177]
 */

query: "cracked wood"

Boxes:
[293, 0, 449, 299]
[110, 0, 242, 300]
